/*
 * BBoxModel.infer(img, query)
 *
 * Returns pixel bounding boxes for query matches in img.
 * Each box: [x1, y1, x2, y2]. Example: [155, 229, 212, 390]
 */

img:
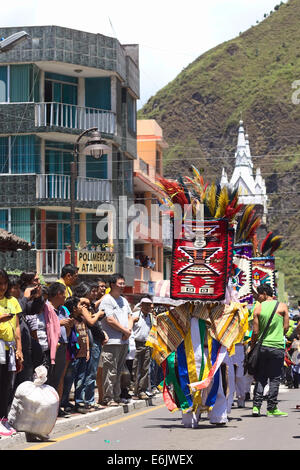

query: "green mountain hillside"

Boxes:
[138, 0, 300, 304]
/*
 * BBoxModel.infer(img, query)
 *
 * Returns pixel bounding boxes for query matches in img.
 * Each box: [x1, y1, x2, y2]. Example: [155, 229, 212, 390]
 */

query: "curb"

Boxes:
[0, 395, 164, 450]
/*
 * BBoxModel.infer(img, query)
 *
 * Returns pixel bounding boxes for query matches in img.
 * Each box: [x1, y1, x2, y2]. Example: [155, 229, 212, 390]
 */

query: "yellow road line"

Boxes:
[25, 404, 165, 451]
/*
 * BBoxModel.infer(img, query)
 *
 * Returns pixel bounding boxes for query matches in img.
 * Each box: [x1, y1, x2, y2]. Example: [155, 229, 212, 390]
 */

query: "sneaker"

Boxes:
[267, 408, 288, 417]
[58, 408, 72, 418]
[145, 390, 154, 397]
[0, 420, 13, 437]
[138, 392, 148, 399]
[252, 406, 261, 416]
[1, 419, 17, 435]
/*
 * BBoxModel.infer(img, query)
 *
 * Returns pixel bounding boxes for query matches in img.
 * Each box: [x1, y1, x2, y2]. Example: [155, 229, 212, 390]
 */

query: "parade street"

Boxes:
[6, 385, 300, 452]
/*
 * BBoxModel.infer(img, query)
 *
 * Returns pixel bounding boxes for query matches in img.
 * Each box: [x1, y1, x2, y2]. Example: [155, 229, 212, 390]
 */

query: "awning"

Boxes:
[0, 228, 31, 252]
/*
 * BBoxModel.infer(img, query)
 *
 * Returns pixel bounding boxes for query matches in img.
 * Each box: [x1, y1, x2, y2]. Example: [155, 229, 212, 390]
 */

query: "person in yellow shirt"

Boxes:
[0, 269, 22, 436]
[57, 264, 79, 299]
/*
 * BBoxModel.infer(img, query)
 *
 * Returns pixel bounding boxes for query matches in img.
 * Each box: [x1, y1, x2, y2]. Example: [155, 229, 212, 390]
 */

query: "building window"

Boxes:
[45, 211, 79, 250]
[0, 135, 39, 174]
[44, 72, 78, 105]
[0, 66, 8, 102]
[86, 153, 108, 179]
[85, 77, 111, 110]
[0, 209, 8, 230]
[127, 93, 136, 133]
[0, 64, 39, 103]
[11, 208, 31, 243]
[123, 156, 133, 193]
[45, 141, 74, 175]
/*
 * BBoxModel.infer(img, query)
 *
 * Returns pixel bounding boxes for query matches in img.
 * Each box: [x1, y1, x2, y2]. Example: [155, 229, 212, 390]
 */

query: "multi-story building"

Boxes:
[124, 119, 171, 301]
[0, 25, 139, 285]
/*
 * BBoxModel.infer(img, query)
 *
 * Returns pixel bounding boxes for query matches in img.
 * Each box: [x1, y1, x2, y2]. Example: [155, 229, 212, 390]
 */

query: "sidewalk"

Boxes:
[0, 392, 164, 450]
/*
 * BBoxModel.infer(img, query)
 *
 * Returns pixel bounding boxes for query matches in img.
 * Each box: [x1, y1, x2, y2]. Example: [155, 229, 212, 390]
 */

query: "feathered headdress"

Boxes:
[260, 231, 273, 256]
[156, 177, 190, 208]
[235, 205, 261, 243]
[260, 232, 283, 256]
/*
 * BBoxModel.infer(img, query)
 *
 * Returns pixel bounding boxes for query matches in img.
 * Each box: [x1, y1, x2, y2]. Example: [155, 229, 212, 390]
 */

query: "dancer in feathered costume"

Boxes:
[146, 168, 259, 427]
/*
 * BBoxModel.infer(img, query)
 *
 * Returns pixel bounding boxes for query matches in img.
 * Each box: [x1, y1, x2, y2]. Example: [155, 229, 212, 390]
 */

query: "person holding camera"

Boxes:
[0, 269, 23, 437]
[12, 272, 44, 389]
[72, 282, 108, 410]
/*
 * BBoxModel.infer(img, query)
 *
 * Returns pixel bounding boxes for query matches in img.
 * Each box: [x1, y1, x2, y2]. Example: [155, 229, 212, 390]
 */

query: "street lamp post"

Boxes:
[0, 31, 30, 52]
[70, 127, 110, 265]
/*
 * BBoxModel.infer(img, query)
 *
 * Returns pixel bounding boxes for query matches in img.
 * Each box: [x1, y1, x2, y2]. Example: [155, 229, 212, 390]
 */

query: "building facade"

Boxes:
[124, 119, 171, 301]
[0, 25, 139, 284]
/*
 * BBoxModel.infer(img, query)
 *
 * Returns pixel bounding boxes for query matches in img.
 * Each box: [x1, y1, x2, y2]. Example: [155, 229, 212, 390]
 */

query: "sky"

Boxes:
[1, 0, 285, 109]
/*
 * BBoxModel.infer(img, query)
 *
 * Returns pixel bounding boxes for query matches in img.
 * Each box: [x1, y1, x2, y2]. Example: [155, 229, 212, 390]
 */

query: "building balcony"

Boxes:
[134, 266, 163, 282]
[37, 249, 116, 278]
[0, 102, 116, 137]
[36, 174, 111, 203]
[35, 102, 116, 135]
[0, 173, 112, 207]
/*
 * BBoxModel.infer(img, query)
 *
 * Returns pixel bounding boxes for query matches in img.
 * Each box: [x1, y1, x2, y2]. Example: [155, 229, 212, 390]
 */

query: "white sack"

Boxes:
[8, 366, 59, 438]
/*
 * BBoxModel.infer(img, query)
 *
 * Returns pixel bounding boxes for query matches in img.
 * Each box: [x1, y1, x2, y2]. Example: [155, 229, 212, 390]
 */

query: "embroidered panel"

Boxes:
[170, 219, 229, 301]
[231, 243, 253, 304]
[252, 256, 276, 292]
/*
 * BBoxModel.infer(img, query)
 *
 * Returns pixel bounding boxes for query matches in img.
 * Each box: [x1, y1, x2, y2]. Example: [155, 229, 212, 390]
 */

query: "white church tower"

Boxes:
[221, 120, 268, 224]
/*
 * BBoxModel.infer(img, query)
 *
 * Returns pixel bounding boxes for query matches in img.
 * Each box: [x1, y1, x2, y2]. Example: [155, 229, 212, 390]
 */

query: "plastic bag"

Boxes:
[8, 366, 59, 438]
[0, 339, 6, 364]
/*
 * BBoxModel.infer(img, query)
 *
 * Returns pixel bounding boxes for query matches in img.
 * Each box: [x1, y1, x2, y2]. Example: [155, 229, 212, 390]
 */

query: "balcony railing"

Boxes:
[35, 102, 116, 134]
[36, 174, 111, 202]
[36, 249, 67, 276]
[134, 266, 163, 282]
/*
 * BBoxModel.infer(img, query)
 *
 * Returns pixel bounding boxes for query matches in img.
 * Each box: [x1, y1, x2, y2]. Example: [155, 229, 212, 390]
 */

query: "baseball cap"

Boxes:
[140, 297, 152, 304]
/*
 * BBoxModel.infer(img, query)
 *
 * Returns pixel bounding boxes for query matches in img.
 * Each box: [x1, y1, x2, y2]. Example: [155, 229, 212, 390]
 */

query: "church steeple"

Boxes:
[225, 121, 268, 224]
[235, 120, 252, 170]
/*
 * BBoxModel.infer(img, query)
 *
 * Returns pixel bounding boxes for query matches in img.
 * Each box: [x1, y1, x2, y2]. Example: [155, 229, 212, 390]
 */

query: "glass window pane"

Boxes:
[0, 66, 7, 102]
[10, 65, 31, 102]
[0, 137, 9, 173]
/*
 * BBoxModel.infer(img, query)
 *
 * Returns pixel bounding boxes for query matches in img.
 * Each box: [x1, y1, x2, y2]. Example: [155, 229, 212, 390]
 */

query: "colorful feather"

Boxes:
[156, 177, 189, 208]
[215, 186, 229, 218]
[178, 176, 191, 204]
[236, 204, 255, 241]
[191, 165, 204, 187]
[205, 182, 217, 217]
[225, 202, 243, 223]
[244, 217, 261, 241]
[260, 231, 273, 255]
[270, 235, 283, 256]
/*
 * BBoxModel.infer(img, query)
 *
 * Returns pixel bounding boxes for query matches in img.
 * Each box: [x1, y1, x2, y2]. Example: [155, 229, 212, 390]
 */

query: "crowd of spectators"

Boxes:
[134, 255, 156, 270]
[0, 266, 164, 438]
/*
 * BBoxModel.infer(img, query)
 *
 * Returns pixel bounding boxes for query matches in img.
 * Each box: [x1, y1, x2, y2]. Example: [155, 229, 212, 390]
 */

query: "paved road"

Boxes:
[10, 385, 300, 452]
